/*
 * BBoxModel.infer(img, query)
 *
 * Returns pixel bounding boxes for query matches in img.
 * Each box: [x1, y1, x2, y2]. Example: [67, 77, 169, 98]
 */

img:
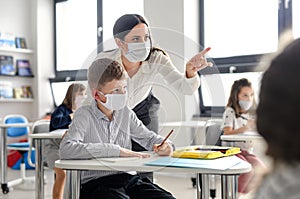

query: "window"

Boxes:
[54, 0, 144, 81]
[199, 0, 298, 68]
[55, 0, 98, 79]
[198, 0, 298, 117]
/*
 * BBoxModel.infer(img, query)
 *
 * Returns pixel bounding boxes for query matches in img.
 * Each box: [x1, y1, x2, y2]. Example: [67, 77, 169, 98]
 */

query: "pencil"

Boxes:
[157, 129, 174, 148]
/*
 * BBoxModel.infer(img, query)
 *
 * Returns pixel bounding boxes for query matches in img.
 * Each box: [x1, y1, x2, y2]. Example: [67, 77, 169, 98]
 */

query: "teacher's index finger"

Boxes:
[198, 47, 211, 56]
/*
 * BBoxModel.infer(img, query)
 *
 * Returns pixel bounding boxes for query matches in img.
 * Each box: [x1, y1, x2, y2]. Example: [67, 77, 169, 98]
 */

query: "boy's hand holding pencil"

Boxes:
[153, 129, 174, 156]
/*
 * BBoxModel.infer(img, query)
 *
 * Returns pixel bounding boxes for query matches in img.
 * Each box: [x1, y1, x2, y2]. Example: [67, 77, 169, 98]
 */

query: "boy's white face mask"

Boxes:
[239, 100, 253, 111]
[124, 41, 151, 62]
[97, 92, 128, 111]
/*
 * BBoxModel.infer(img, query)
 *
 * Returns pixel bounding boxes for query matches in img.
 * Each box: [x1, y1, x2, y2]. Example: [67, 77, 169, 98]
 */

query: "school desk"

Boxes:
[28, 129, 67, 199]
[55, 153, 251, 199]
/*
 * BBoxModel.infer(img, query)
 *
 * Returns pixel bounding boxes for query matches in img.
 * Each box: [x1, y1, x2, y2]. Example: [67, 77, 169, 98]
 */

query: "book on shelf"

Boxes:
[0, 32, 15, 48]
[21, 85, 33, 98]
[0, 81, 13, 99]
[15, 37, 27, 49]
[0, 55, 15, 76]
[16, 59, 33, 76]
[13, 87, 24, 99]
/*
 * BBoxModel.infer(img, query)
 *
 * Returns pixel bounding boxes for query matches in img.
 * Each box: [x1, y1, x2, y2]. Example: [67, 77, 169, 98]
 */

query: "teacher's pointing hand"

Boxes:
[186, 47, 213, 78]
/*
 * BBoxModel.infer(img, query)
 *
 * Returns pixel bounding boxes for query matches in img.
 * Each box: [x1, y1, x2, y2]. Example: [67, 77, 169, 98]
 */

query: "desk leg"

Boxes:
[0, 128, 9, 194]
[35, 139, 44, 199]
[196, 174, 209, 199]
[201, 174, 209, 199]
[196, 174, 201, 199]
[66, 170, 80, 199]
[221, 175, 238, 199]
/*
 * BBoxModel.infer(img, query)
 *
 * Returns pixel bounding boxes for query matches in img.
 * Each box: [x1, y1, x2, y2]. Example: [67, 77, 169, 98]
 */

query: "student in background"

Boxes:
[254, 38, 300, 199]
[45, 83, 86, 199]
[221, 78, 265, 194]
[60, 58, 175, 199]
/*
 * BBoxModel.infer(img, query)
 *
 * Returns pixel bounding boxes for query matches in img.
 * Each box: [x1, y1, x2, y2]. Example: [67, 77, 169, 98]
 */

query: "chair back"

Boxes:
[27, 119, 50, 168]
[204, 119, 223, 146]
[32, 119, 50, 134]
[4, 114, 29, 137]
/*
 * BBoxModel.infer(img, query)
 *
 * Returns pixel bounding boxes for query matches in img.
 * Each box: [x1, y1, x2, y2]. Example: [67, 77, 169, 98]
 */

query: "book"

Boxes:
[21, 85, 33, 98]
[13, 87, 24, 98]
[0, 55, 15, 76]
[0, 32, 15, 48]
[15, 37, 27, 49]
[16, 59, 33, 76]
[0, 81, 13, 98]
[172, 145, 241, 159]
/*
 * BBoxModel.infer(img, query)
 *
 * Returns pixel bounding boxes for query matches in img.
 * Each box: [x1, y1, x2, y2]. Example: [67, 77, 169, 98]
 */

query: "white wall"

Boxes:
[35, 0, 55, 119]
[144, 0, 200, 123]
[144, 0, 201, 146]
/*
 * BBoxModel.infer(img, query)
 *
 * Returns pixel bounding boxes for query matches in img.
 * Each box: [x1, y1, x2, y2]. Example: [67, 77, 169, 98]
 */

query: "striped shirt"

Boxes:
[254, 163, 300, 199]
[59, 100, 166, 184]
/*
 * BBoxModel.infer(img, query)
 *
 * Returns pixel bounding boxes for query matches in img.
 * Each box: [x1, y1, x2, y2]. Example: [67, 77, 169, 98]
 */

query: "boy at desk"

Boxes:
[59, 58, 175, 199]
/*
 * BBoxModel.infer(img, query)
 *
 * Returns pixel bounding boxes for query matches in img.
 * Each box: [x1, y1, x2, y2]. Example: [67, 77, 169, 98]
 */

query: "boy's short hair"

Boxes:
[88, 58, 125, 90]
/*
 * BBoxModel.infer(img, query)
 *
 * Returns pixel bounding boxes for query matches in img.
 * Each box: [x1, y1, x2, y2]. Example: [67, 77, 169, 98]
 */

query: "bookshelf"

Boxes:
[0, 98, 34, 103]
[0, 47, 33, 54]
[0, 47, 35, 108]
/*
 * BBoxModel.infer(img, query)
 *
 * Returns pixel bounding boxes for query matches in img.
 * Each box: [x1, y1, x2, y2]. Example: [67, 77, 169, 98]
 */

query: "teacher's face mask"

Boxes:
[124, 40, 151, 62]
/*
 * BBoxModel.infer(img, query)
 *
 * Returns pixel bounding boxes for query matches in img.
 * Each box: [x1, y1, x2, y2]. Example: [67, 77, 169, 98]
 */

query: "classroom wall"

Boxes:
[144, 0, 201, 147]
[35, 0, 55, 119]
[144, 0, 200, 123]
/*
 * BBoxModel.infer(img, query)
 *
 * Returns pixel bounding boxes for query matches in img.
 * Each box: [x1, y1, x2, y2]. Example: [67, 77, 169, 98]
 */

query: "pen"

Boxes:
[157, 129, 174, 148]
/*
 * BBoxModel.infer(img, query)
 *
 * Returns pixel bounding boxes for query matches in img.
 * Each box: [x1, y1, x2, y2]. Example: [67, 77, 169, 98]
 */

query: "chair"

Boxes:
[204, 119, 223, 146]
[191, 119, 223, 199]
[3, 114, 35, 189]
[27, 119, 50, 168]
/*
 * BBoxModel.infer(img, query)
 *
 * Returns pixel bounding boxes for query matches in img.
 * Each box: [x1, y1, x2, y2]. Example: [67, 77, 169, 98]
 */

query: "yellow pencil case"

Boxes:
[172, 145, 241, 159]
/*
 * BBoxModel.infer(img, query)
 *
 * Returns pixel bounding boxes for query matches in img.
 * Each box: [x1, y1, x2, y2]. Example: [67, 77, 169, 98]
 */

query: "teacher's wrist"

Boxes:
[186, 70, 196, 78]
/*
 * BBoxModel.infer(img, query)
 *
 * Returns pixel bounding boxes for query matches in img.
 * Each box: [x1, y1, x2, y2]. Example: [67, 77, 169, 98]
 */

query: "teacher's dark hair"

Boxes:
[257, 38, 300, 164]
[113, 14, 168, 59]
[113, 14, 149, 40]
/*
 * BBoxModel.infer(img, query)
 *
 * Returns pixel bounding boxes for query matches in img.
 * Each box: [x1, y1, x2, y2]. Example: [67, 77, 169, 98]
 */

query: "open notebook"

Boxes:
[145, 155, 242, 170]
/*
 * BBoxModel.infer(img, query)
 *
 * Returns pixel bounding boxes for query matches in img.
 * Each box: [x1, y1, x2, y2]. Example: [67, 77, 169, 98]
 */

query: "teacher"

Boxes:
[96, 14, 212, 179]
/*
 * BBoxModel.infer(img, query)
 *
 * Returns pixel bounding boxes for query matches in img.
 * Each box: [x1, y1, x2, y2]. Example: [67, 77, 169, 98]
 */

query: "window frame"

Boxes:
[197, 0, 293, 117]
[53, 0, 103, 81]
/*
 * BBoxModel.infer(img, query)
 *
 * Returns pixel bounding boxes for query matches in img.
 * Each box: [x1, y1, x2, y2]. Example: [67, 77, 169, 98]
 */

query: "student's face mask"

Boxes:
[124, 40, 151, 62]
[97, 91, 128, 111]
[74, 95, 87, 109]
[239, 100, 253, 111]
